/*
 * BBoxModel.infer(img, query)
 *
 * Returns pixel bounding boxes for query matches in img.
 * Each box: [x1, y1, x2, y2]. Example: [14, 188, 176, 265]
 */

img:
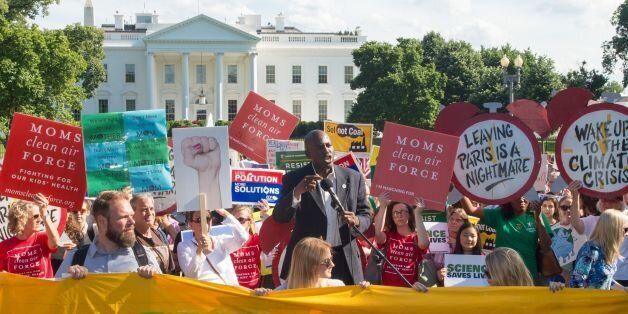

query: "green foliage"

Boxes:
[602, 81, 624, 94]
[290, 121, 324, 139]
[603, 0, 628, 86]
[0, 1, 105, 145]
[562, 61, 609, 99]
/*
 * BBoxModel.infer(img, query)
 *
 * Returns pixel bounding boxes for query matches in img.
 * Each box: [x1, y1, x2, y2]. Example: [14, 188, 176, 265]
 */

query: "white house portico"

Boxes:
[81, 2, 366, 123]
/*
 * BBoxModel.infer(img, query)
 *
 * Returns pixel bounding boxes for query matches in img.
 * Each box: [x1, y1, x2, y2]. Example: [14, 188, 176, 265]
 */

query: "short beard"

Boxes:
[105, 225, 136, 248]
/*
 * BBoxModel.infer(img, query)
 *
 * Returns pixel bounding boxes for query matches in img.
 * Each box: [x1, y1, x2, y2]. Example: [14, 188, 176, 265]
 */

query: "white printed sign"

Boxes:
[424, 221, 449, 253]
[444, 254, 488, 287]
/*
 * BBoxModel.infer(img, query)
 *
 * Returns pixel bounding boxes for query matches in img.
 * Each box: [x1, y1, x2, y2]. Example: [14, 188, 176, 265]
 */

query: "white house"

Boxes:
[80, 1, 366, 123]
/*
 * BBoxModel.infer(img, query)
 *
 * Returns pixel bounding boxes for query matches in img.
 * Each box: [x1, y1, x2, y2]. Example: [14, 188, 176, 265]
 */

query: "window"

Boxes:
[137, 15, 152, 23]
[98, 99, 108, 113]
[227, 65, 238, 83]
[344, 66, 354, 84]
[125, 64, 135, 83]
[344, 100, 354, 120]
[318, 100, 327, 121]
[165, 100, 175, 121]
[103, 64, 108, 82]
[318, 66, 327, 84]
[165, 64, 175, 84]
[73, 109, 81, 121]
[126, 99, 136, 111]
[196, 109, 207, 121]
[228, 99, 238, 121]
[266, 65, 275, 84]
[292, 65, 301, 84]
[292, 100, 302, 119]
[196, 65, 206, 84]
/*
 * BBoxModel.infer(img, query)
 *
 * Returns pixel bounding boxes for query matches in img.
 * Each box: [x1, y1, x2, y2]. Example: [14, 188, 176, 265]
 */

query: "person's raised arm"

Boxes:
[567, 181, 585, 234]
[215, 209, 249, 254]
[33, 193, 59, 250]
[413, 198, 430, 250]
[460, 196, 484, 218]
[374, 192, 390, 245]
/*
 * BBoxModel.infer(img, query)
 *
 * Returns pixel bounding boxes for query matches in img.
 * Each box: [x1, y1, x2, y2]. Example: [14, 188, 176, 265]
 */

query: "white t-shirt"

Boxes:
[581, 215, 599, 238]
[550, 223, 587, 266]
[614, 235, 628, 280]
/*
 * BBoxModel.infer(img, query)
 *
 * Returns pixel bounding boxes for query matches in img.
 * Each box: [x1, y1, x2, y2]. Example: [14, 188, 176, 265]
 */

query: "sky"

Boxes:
[33, 0, 625, 83]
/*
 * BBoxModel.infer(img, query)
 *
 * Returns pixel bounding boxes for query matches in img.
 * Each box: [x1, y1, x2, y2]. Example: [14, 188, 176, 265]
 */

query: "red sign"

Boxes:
[334, 152, 362, 174]
[0, 113, 86, 210]
[371, 122, 460, 211]
[229, 92, 300, 163]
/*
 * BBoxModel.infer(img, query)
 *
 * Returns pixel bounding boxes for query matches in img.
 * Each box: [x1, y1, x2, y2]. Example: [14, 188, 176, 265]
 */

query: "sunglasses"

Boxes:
[484, 269, 491, 279]
[191, 217, 211, 224]
[559, 205, 571, 211]
[237, 217, 251, 224]
[320, 258, 333, 268]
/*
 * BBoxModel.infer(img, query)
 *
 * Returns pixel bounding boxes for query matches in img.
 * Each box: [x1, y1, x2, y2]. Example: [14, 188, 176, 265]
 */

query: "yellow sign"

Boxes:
[1, 273, 625, 313]
[324, 121, 373, 155]
[370, 145, 380, 166]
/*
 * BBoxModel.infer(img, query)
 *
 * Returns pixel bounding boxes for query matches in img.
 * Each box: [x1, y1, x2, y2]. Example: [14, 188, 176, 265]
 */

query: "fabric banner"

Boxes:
[266, 139, 304, 169]
[172, 126, 232, 212]
[371, 122, 459, 211]
[275, 151, 309, 172]
[0, 273, 625, 313]
[82, 110, 172, 196]
[0, 113, 86, 210]
[444, 254, 488, 287]
[229, 92, 300, 163]
[324, 121, 373, 156]
[0, 195, 67, 242]
[231, 168, 284, 206]
[424, 221, 449, 253]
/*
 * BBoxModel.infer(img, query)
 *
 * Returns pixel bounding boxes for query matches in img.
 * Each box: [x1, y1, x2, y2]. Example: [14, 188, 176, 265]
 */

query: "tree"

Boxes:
[563, 61, 609, 99]
[0, 0, 105, 145]
[602, 0, 628, 86]
[349, 38, 445, 130]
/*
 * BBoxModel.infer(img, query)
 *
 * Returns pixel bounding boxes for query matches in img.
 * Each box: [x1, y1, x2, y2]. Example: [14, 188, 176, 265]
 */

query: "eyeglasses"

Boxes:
[191, 217, 211, 224]
[484, 269, 491, 279]
[320, 258, 333, 268]
[559, 205, 571, 211]
[237, 217, 250, 224]
[31, 214, 41, 220]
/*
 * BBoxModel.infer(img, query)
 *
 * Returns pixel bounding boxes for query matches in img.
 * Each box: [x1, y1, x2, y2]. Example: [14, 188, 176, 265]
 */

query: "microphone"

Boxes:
[320, 178, 345, 213]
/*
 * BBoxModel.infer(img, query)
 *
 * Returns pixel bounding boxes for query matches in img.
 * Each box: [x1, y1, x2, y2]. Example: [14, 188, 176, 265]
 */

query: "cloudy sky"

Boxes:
[33, 0, 624, 82]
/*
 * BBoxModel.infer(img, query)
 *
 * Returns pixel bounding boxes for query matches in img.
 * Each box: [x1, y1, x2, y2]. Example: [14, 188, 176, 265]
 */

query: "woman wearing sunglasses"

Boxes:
[0, 194, 60, 278]
[550, 186, 586, 283]
[176, 208, 248, 285]
[229, 205, 262, 289]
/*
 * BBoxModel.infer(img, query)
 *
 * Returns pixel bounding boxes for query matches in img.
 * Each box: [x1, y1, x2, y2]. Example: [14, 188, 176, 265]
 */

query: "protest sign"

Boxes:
[266, 139, 304, 169]
[0, 113, 86, 210]
[476, 222, 496, 252]
[452, 114, 541, 205]
[371, 122, 459, 211]
[172, 126, 231, 212]
[422, 210, 447, 223]
[276, 151, 309, 172]
[424, 221, 449, 253]
[334, 152, 362, 173]
[444, 254, 488, 287]
[369, 145, 379, 179]
[555, 103, 628, 198]
[82, 110, 172, 196]
[232, 168, 284, 205]
[229, 92, 299, 163]
[533, 154, 550, 192]
[239, 161, 269, 169]
[152, 142, 176, 214]
[324, 121, 373, 156]
[0, 195, 67, 242]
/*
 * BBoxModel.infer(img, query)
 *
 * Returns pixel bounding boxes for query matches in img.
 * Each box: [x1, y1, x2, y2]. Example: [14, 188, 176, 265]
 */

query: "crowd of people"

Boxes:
[0, 130, 627, 297]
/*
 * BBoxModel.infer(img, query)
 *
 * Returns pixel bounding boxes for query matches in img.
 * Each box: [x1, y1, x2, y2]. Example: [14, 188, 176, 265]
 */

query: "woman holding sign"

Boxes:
[0, 194, 60, 278]
[374, 192, 430, 287]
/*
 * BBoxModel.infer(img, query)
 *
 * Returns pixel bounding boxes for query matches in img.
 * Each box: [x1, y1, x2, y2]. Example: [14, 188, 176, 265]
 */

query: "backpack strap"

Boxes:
[132, 241, 150, 267]
[71, 245, 91, 266]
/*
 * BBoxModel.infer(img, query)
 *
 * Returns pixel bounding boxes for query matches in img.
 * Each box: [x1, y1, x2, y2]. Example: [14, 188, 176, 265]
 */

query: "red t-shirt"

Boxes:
[230, 233, 261, 289]
[381, 231, 427, 287]
[0, 231, 57, 278]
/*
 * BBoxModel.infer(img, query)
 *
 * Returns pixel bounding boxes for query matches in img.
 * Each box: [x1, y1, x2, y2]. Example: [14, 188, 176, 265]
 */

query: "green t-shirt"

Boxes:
[482, 207, 552, 279]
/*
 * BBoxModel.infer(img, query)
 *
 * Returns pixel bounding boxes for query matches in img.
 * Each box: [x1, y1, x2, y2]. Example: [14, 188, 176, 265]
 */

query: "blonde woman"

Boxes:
[484, 247, 534, 286]
[569, 210, 627, 290]
[0, 194, 60, 278]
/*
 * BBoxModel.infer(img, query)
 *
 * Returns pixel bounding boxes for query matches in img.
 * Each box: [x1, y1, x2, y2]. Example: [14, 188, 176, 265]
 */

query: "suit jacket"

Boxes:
[272, 163, 371, 283]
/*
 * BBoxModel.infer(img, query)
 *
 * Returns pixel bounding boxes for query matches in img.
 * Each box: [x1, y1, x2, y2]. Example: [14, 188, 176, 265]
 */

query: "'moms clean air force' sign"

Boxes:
[452, 114, 540, 204]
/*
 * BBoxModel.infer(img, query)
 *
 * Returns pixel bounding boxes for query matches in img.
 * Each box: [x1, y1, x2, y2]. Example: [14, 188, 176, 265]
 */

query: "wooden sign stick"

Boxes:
[199, 193, 209, 236]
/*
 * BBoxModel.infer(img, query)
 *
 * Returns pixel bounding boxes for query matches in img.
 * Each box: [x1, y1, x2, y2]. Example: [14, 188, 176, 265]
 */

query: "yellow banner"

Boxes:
[324, 121, 373, 155]
[0, 273, 625, 313]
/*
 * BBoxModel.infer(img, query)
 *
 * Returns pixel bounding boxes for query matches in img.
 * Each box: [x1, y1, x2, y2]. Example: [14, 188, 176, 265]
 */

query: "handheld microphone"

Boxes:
[320, 178, 345, 213]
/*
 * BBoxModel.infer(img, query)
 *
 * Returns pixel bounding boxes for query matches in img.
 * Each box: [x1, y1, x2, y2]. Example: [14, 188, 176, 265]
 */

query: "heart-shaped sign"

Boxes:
[434, 102, 480, 135]
[547, 88, 593, 131]
[506, 99, 552, 138]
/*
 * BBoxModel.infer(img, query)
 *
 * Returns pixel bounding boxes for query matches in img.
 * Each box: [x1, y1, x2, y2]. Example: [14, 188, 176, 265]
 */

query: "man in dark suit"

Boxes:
[272, 130, 371, 285]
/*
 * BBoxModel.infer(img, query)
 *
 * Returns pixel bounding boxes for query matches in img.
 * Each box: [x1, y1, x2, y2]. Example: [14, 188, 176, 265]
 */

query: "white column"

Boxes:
[146, 51, 156, 109]
[181, 52, 190, 120]
[249, 52, 257, 92]
[214, 52, 224, 120]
